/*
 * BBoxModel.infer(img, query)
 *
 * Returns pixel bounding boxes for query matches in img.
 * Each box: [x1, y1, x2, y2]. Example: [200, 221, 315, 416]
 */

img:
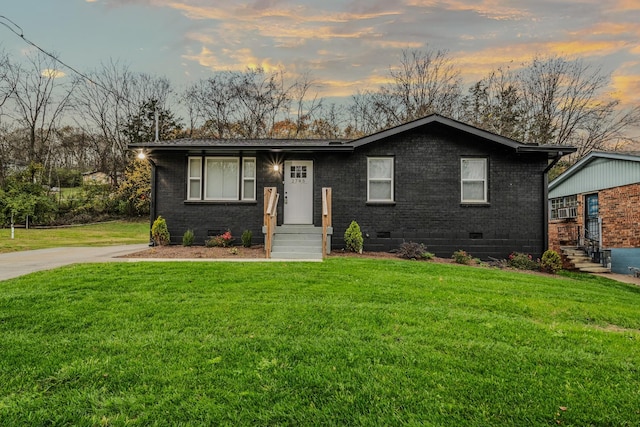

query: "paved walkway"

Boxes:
[594, 272, 640, 286]
[0, 244, 149, 281]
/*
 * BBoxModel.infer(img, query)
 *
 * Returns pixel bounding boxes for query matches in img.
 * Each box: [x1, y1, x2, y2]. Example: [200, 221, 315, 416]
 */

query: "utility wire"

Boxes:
[0, 14, 134, 106]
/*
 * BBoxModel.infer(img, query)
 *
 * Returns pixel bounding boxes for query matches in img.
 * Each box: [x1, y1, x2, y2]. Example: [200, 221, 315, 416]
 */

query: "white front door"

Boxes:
[284, 160, 313, 224]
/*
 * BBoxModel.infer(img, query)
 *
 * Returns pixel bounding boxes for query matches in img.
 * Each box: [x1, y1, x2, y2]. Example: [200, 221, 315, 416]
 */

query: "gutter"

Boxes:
[543, 151, 565, 173]
[541, 151, 565, 254]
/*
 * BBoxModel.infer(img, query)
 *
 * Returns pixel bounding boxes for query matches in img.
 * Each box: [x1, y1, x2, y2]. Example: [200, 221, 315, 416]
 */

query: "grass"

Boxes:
[1, 259, 639, 425]
[0, 220, 149, 253]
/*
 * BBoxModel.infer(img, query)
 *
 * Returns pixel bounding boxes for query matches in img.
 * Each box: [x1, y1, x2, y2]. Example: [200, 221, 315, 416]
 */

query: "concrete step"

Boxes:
[274, 234, 322, 242]
[560, 246, 611, 274]
[276, 225, 322, 234]
[270, 226, 324, 260]
[271, 241, 322, 253]
[270, 252, 323, 260]
[573, 262, 610, 273]
[573, 261, 605, 268]
[579, 266, 611, 273]
[562, 248, 586, 256]
[566, 256, 591, 263]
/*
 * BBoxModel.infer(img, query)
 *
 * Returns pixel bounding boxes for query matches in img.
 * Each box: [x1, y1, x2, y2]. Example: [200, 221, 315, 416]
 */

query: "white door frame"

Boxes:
[284, 160, 313, 224]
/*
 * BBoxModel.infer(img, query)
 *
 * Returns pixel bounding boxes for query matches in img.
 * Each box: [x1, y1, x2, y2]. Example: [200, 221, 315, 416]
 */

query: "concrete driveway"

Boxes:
[0, 244, 149, 281]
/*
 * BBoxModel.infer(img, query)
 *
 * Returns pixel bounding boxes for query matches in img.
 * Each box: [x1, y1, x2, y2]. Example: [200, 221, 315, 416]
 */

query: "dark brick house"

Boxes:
[131, 114, 573, 259]
[548, 151, 640, 274]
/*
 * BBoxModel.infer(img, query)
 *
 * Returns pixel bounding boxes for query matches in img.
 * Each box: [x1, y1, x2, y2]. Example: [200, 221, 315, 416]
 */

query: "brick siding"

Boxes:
[600, 183, 640, 248]
[548, 183, 640, 251]
[153, 124, 550, 259]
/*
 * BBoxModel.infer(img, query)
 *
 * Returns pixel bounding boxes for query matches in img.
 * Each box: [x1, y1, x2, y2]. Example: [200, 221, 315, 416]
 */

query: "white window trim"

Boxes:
[204, 157, 240, 201]
[460, 158, 488, 203]
[367, 157, 394, 202]
[187, 157, 202, 200]
[241, 157, 256, 201]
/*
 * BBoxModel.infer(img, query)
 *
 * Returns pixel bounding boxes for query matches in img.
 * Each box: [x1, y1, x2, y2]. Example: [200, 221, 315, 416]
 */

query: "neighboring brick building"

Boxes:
[548, 152, 640, 274]
[130, 114, 573, 260]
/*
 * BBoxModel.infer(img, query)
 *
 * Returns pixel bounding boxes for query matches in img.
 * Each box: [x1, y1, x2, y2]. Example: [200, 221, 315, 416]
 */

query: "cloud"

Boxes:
[611, 61, 640, 105]
[41, 69, 66, 79]
[93, 0, 640, 108]
[613, 0, 640, 11]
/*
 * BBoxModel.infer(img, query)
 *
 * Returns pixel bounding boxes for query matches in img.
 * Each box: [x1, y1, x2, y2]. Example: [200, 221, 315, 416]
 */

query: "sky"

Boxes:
[2, 0, 640, 109]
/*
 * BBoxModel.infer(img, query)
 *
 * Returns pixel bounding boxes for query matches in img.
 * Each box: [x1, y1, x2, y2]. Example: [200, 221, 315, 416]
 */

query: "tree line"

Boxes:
[0, 46, 638, 224]
[1, 47, 639, 183]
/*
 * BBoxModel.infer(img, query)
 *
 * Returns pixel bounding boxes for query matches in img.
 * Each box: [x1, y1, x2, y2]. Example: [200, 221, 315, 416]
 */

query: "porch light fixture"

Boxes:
[273, 164, 280, 172]
[137, 150, 147, 160]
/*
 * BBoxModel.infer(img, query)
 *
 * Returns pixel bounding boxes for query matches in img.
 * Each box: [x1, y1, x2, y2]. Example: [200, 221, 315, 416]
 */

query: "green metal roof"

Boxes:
[548, 151, 640, 198]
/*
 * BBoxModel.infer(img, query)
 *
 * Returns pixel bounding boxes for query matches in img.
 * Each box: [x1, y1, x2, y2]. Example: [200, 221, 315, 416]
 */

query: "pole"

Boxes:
[10, 211, 14, 239]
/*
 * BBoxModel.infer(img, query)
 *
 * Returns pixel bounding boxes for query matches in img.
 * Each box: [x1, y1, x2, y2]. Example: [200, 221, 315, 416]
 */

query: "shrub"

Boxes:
[182, 229, 195, 247]
[541, 250, 562, 274]
[507, 252, 539, 271]
[344, 220, 363, 253]
[422, 252, 435, 260]
[151, 216, 170, 246]
[241, 229, 252, 247]
[206, 230, 234, 247]
[397, 241, 428, 260]
[452, 249, 472, 265]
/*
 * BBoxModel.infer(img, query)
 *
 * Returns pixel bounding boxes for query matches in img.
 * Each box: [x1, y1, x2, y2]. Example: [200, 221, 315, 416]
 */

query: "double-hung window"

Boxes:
[367, 157, 394, 202]
[187, 157, 202, 200]
[241, 158, 256, 200]
[461, 158, 487, 203]
[205, 157, 239, 200]
[187, 156, 256, 201]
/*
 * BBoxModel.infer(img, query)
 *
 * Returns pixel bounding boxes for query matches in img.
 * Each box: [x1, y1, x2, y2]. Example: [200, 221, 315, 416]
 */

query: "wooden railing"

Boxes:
[322, 187, 332, 258]
[263, 187, 279, 259]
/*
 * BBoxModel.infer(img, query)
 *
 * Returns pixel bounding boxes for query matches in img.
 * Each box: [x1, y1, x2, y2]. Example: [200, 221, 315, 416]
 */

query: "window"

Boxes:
[187, 157, 202, 200]
[242, 158, 256, 200]
[461, 158, 487, 203]
[550, 195, 577, 220]
[205, 157, 239, 200]
[290, 164, 307, 179]
[187, 156, 256, 201]
[367, 157, 394, 202]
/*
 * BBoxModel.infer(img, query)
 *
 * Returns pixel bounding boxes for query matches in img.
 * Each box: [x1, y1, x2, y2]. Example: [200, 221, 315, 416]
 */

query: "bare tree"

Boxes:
[311, 103, 348, 139]
[72, 60, 131, 181]
[231, 67, 292, 138]
[5, 51, 75, 179]
[348, 48, 463, 134]
[184, 74, 236, 138]
[0, 49, 17, 183]
[384, 49, 463, 121]
[72, 60, 178, 182]
[184, 67, 324, 139]
[0, 50, 15, 115]
[465, 55, 640, 157]
[289, 71, 323, 137]
[461, 67, 525, 141]
[348, 90, 397, 135]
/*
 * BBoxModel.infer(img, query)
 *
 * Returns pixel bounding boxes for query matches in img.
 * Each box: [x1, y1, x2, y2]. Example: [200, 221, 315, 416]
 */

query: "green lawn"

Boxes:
[0, 220, 149, 253]
[1, 259, 639, 426]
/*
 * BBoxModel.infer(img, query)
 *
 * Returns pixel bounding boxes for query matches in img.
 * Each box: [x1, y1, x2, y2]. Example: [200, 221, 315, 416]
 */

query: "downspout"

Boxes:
[542, 152, 564, 253]
[148, 157, 157, 246]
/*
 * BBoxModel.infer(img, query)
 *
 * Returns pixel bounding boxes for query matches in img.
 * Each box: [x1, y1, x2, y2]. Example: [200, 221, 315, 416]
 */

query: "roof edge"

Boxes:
[349, 113, 576, 157]
[549, 151, 640, 190]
